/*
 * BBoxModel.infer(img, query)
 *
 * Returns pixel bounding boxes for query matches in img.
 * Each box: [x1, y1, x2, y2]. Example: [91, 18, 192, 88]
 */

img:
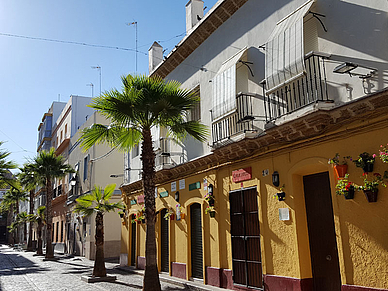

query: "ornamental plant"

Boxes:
[353, 152, 376, 169]
[328, 153, 351, 165]
[335, 174, 354, 196]
[358, 173, 386, 192]
[163, 209, 174, 220]
[379, 144, 388, 163]
[205, 205, 215, 215]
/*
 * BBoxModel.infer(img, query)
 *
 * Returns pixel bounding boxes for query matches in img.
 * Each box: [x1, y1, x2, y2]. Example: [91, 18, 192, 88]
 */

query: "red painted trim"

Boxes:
[342, 285, 388, 291]
[263, 275, 313, 291]
[206, 266, 222, 287]
[171, 262, 186, 279]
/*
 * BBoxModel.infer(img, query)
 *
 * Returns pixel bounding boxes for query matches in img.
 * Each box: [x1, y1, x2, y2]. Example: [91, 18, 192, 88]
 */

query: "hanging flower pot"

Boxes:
[141, 219, 146, 224]
[276, 191, 286, 201]
[363, 163, 374, 173]
[344, 186, 355, 200]
[209, 211, 216, 218]
[122, 220, 126, 225]
[180, 213, 185, 219]
[334, 164, 348, 179]
[137, 220, 141, 224]
[363, 189, 378, 202]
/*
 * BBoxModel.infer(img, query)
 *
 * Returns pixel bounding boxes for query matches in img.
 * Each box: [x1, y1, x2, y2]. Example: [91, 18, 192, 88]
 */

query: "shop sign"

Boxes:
[232, 167, 252, 183]
[179, 179, 185, 190]
[130, 199, 136, 205]
[189, 181, 201, 191]
[171, 181, 177, 192]
[160, 191, 168, 198]
[137, 195, 145, 204]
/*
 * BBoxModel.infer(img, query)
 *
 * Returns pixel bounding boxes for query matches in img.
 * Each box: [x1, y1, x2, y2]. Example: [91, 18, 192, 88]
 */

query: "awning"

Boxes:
[265, 0, 315, 93]
[212, 48, 247, 120]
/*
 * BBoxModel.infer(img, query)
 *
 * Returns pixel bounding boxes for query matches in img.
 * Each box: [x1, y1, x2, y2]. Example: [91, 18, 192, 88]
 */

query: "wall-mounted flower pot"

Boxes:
[119, 213, 124, 218]
[121, 220, 126, 225]
[208, 197, 215, 206]
[209, 211, 216, 218]
[363, 189, 378, 202]
[137, 221, 141, 224]
[180, 213, 185, 219]
[334, 164, 348, 178]
[363, 163, 374, 173]
[344, 187, 355, 200]
[276, 192, 286, 201]
[141, 219, 146, 224]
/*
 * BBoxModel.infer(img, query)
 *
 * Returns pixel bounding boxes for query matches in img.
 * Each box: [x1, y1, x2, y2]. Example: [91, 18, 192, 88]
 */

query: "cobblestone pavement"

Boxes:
[0, 244, 210, 291]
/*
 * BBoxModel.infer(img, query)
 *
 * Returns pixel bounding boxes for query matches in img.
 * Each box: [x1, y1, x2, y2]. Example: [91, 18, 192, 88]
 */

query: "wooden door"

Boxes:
[303, 172, 341, 291]
[131, 214, 136, 266]
[160, 209, 169, 272]
[190, 203, 203, 279]
[229, 187, 263, 289]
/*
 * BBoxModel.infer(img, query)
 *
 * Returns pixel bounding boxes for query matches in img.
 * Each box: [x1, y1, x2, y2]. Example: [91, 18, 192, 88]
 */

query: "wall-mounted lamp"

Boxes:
[333, 62, 358, 74]
[208, 184, 213, 195]
[175, 191, 179, 202]
[70, 176, 77, 187]
[272, 171, 280, 187]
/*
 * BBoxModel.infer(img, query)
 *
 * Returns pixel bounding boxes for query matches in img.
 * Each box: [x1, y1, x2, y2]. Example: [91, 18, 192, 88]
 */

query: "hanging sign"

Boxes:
[159, 191, 168, 198]
[130, 199, 137, 205]
[232, 167, 252, 183]
[189, 181, 201, 191]
[137, 195, 145, 204]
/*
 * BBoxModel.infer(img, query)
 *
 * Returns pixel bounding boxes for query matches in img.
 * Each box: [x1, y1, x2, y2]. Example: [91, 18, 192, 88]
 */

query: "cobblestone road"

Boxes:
[0, 244, 204, 291]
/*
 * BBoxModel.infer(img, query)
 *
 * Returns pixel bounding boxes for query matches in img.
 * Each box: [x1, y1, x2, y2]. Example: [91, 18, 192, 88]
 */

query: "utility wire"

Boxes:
[0, 129, 34, 154]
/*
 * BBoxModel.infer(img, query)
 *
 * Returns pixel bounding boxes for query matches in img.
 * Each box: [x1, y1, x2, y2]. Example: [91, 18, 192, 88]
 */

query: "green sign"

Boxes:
[189, 182, 201, 191]
[130, 199, 136, 205]
[159, 191, 169, 198]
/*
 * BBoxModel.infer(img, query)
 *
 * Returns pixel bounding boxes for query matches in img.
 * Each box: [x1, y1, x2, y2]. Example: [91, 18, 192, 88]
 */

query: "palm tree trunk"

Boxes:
[7, 205, 14, 245]
[37, 219, 43, 255]
[45, 179, 54, 258]
[93, 211, 106, 277]
[15, 201, 19, 244]
[27, 190, 34, 251]
[142, 128, 161, 291]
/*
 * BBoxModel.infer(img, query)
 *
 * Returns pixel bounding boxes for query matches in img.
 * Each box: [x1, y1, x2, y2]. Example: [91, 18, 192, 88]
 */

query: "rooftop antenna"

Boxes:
[58, 94, 60, 102]
[127, 21, 138, 72]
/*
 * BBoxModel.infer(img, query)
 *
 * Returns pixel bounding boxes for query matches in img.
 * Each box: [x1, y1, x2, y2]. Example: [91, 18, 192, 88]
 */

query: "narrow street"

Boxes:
[0, 245, 202, 291]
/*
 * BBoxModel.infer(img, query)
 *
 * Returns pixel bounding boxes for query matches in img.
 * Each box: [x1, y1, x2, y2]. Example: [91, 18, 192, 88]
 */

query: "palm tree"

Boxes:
[73, 184, 123, 277]
[2, 185, 29, 244]
[8, 212, 30, 244]
[28, 206, 46, 255]
[80, 74, 207, 290]
[0, 141, 17, 188]
[18, 164, 41, 251]
[29, 148, 74, 259]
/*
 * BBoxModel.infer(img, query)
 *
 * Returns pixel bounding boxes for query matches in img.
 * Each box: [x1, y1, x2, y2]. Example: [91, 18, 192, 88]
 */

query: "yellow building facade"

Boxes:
[121, 89, 388, 291]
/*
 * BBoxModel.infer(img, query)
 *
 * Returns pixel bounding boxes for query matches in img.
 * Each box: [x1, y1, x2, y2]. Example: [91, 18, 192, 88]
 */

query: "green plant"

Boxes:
[163, 209, 174, 220]
[358, 173, 386, 192]
[328, 153, 351, 165]
[379, 144, 388, 163]
[204, 193, 213, 202]
[353, 152, 376, 169]
[335, 174, 354, 195]
[205, 205, 215, 214]
[272, 185, 285, 199]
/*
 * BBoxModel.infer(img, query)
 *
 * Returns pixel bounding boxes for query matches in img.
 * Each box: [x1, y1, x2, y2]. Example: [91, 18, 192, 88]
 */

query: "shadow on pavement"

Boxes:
[0, 251, 49, 277]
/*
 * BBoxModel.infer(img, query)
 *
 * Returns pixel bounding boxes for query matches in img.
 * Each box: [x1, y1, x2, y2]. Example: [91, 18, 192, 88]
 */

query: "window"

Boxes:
[132, 144, 139, 158]
[83, 155, 89, 181]
[60, 221, 64, 242]
[56, 221, 59, 242]
[265, 0, 315, 93]
[60, 130, 63, 142]
[188, 85, 201, 121]
[64, 124, 67, 138]
[56, 137, 58, 147]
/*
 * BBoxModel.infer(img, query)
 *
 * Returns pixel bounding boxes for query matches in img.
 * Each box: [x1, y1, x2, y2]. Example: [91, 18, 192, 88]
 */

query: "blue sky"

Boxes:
[0, 0, 217, 169]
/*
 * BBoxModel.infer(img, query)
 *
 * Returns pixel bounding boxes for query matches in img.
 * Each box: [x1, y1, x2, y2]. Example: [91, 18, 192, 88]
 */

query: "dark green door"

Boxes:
[190, 203, 203, 279]
[160, 209, 169, 272]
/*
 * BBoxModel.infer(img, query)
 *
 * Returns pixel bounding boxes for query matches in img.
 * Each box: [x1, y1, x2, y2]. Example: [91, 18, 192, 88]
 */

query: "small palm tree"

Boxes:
[29, 148, 74, 258]
[73, 184, 123, 277]
[28, 206, 46, 255]
[0, 141, 17, 188]
[80, 74, 207, 290]
[8, 212, 30, 245]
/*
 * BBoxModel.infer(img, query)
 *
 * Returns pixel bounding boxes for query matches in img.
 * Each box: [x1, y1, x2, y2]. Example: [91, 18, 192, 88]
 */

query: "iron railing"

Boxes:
[211, 93, 256, 145]
[155, 137, 185, 168]
[264, 53, 330, 122]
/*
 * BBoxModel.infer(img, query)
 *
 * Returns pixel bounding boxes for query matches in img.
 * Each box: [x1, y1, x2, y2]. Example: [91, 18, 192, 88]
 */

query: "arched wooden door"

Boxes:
[130, 214, 136, 266]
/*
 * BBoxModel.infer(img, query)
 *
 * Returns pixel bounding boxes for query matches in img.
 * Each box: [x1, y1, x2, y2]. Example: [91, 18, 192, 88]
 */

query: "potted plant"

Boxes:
[176, 204, 185, 219]
[328, 153, 351, 178]
[273, 185, 286, 201]
[335, 174, 355, 199]
[205, 206, 216, 218]
[358, 172, 386, 202]
[353, 152, 376, 173]
[379, 144, 388, 163]
[118, 211, 125, 219]
[163, 209, 175, 220]
[204, 193, 215, 206]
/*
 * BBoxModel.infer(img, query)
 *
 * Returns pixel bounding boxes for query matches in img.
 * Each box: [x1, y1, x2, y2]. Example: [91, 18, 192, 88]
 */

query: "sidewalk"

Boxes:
[0, 244, 223, 291]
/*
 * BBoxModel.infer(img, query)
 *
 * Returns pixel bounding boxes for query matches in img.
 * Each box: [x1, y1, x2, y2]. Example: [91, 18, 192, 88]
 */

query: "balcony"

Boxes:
[264, 53, 332, 122]
[155, 137, 185, 169]
[211, 93, 258, 146]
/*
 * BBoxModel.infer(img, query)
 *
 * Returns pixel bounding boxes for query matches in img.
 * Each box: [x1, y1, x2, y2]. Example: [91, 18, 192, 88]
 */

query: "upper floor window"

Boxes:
[83, 155, 89, 181]
[132, 144, 139, 158]
[65, 124, 67, 138]
[188, 85, 201, 121]
[264, 0, 317, 94]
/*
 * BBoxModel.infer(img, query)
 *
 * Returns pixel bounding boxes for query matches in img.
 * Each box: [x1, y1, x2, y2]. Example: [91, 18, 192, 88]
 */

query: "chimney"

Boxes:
[186, 0, 204, 34]
[148, 41, 163, 73]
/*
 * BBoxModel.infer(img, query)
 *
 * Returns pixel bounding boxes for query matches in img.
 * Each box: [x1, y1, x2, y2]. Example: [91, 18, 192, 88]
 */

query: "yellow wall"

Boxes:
[122, 117, 388, 289]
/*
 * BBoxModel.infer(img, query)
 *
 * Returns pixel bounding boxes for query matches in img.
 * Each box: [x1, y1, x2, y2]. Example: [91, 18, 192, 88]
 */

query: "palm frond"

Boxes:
[102, 184, 116, 201]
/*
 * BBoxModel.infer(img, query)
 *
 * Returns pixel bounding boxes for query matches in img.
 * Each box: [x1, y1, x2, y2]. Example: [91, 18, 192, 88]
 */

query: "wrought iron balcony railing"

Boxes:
[264, 53, 331, 122]
[211, 93, 257, 145]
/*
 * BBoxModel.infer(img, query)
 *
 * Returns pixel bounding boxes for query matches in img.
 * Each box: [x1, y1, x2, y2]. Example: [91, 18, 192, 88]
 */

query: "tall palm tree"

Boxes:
[29, 148, 74, 259]
[74, 184, 123, 277]
[80, 74, 207, 291]
[18, 164, 42, 251]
